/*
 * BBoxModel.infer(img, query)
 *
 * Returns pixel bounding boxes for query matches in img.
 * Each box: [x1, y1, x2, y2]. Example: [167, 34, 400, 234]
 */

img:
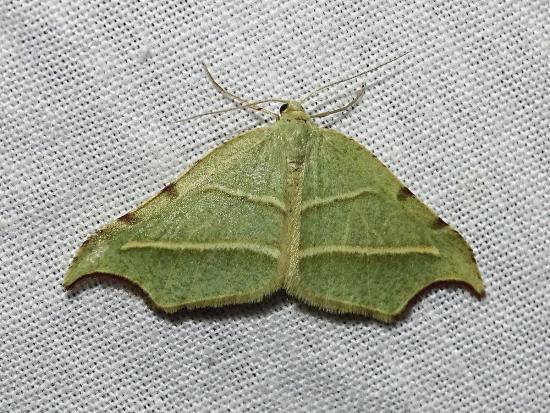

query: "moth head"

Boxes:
[279, 100, 304, 114]
[279, 100, 310, 121]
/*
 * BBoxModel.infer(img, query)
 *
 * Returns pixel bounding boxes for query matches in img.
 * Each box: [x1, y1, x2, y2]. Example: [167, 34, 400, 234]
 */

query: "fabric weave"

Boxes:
[1, 0, 548, 411]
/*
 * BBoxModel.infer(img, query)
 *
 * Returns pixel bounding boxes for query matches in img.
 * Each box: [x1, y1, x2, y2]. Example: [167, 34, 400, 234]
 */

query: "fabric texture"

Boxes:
[1, 0, 548, 411]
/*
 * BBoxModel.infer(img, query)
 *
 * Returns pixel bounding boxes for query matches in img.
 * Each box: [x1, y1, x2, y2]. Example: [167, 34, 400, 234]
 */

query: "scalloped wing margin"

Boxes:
[284, 128, 484, 322]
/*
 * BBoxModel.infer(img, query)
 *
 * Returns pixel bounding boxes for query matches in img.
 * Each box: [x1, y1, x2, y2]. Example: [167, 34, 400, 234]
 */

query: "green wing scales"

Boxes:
[287, 128, 484, 321]
[65, 101, 483, 322]
[65, 127, 288, 310]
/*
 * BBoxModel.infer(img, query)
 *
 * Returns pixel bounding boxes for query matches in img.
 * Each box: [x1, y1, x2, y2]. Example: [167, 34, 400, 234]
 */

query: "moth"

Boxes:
[65, 57, 484, 322]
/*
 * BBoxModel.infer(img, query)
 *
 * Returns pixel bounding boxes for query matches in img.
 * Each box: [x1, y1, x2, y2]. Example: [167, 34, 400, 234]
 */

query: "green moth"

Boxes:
[65, 59, 484, 322]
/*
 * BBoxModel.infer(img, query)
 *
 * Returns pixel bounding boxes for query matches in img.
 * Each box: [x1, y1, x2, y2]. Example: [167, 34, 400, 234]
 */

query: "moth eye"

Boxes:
[279, 103, 288, 114]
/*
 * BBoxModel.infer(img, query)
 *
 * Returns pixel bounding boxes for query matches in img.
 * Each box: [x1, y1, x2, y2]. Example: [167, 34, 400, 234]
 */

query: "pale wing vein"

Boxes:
[299, 245, 440, 258]
[137, 132, 270, 213]
[122, 240, 280, 259]
[301, 188, 375, 212]
[202, 185, 286, 212]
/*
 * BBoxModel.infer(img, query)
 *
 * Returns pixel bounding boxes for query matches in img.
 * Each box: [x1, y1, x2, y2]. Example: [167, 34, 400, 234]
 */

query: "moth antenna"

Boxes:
[174, 99, 287, 123]
[311, 83, 368, 118]
[299, 51, 409, 105]
[202, 62, 281, 118]
[173, 106, 249, 123]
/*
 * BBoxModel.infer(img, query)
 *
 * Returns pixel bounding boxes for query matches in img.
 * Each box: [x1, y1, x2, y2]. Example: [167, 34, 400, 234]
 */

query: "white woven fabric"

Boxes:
[1, 0, 549, 411]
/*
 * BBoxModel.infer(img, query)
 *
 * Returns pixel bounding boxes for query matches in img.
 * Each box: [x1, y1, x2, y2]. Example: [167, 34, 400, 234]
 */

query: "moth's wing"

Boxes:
[65, 126, 288, 312]
[287, 128, 484, 322]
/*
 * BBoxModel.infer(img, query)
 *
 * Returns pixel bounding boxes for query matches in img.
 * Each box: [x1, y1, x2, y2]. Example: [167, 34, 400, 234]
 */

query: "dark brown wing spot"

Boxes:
[161, 182, 178, 198]
[397, 186, 415, 200]
[94, 228, 106, 238]
[431, 217, 449, 229]
[118, 212, 137, 224]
